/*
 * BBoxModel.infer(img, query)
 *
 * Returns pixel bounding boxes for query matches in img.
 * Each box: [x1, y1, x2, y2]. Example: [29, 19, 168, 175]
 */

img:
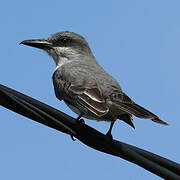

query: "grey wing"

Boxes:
[69, 84, 109, 116]
[52, 65, 109, 117]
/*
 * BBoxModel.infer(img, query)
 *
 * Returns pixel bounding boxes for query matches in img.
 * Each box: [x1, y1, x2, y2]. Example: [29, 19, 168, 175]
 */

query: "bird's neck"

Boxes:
[54, 56, 75, 71]
[50, 47, 82, 64]
[49, 46, 96, 71]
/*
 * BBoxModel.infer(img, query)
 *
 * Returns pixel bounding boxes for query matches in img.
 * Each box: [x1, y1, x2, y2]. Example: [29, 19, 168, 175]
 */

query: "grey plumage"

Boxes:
[21, 31, 168, 137]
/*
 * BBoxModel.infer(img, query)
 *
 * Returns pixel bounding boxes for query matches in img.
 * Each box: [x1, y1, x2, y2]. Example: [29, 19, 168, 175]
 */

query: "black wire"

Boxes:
[0, 84, 180, 180]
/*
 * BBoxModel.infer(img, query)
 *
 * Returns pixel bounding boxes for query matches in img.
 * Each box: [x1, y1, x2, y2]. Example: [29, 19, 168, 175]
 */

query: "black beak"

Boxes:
[20, 39, 53, 49]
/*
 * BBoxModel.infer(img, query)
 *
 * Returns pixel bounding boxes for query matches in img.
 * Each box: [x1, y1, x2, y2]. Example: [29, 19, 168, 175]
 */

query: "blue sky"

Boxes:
[0, 0, 180, 179]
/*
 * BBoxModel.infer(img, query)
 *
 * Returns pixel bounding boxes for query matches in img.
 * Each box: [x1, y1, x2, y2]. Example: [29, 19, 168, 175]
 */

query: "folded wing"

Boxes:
[69, 84, 109, 117]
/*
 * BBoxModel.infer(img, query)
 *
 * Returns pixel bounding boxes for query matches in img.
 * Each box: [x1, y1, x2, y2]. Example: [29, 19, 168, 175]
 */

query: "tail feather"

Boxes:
[152, 117, 168, 125]
[117, 102, 168, 125]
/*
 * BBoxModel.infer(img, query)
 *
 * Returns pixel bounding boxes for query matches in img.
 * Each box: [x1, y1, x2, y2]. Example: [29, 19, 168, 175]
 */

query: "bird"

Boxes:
[20, 31, 168, 139]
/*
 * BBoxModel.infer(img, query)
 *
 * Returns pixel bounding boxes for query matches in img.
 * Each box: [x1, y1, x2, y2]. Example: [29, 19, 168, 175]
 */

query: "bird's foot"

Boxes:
[76, 114, 85, 124]
[70, 115, 85, 141]
[70, 134, 76, 141]
[78, 118, 85, 124]
[105, 131, 113, 141]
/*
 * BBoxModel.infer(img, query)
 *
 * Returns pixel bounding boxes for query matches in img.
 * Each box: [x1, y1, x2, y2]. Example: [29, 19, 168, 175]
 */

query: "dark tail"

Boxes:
[118, 102, 168, 126]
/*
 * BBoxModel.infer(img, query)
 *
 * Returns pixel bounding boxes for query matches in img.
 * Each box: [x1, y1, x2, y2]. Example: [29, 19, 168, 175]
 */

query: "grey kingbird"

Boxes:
[20, 31, 168, 138]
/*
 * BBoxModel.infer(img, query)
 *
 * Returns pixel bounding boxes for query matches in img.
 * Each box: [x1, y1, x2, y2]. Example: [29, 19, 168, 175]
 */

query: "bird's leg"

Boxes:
[70, 113, 85, 141]
[76, 114, 82, 120]
[76, 114, 85, 123]
[106, 121, 115, 140]
[70, 135, 76, 141]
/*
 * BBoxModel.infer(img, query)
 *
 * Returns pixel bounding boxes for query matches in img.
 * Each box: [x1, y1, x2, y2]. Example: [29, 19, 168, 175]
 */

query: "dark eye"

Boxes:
[49, 36, 72, 46]
[61, 37, 71, 44]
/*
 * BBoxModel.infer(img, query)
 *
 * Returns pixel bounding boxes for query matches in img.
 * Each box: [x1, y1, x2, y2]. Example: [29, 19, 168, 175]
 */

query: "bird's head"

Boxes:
[20, 31, 93, 66]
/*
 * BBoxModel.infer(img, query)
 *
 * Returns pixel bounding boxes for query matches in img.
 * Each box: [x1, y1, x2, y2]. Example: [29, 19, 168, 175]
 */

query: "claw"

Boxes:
[79, 119, 85, 123]
[70, 134, 76, 141]
[76, 114, 85, 124]
[76, 114, 82, 120]
[106, 131, 113, 141]
[70, 114, 85, 141]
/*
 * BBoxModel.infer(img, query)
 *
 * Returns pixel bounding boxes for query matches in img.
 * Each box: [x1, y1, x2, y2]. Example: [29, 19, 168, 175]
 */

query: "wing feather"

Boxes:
[69, 84, 109, 117]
